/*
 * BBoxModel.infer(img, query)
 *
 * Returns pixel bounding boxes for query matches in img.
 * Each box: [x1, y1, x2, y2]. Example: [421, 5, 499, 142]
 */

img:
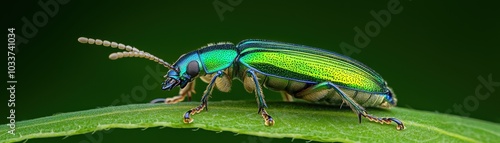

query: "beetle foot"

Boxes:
[361, 111, 406, 130]
[150, 95, 187, 104]
[150, 98, 165, 104]
[259, 108, 275, 126]
[183, 102, 207, 124]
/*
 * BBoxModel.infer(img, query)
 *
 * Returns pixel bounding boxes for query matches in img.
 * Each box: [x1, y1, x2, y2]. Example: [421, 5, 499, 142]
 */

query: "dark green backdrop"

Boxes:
[2, 0, 499, 143]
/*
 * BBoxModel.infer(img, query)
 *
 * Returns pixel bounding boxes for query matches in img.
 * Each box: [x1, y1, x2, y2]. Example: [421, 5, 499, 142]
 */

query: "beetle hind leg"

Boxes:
[322, 82, 405, 130]
[298, 82, 405, 130]
[362, 112, 405, 130]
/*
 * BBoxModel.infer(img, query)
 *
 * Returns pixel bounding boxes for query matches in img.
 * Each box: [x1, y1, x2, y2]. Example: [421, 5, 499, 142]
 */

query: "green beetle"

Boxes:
[78, 37, 405, 130]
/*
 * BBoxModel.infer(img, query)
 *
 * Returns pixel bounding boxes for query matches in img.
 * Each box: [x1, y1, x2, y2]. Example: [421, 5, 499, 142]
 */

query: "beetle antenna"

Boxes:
[77, 37, 177, 71]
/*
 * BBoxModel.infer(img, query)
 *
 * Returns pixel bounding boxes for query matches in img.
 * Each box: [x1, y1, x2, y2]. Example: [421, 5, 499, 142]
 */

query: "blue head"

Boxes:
[162, 51, 203, 90]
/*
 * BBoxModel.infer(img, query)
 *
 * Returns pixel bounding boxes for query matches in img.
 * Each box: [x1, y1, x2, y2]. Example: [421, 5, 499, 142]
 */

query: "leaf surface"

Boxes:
[1, 101, 499, 143]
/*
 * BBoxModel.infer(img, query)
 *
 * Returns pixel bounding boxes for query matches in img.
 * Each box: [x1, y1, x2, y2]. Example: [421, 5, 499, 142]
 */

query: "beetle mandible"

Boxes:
[78, 37, 405, 130]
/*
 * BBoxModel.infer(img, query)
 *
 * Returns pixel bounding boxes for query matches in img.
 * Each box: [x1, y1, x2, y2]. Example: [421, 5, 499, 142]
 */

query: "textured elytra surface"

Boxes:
[237, 40, 385, 93]
[0, 101, 499, 143]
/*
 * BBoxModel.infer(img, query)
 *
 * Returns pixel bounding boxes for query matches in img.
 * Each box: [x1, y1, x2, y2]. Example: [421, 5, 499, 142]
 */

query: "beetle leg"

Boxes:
[281, 91, 294, 102]
[339, 101, 346, 109]
[327, 82, 405, 130]
[166, 80, 196, 104]
[247, 70, 275, 126]
[183, 71, 223, 124]
[150, 80, 196, 104]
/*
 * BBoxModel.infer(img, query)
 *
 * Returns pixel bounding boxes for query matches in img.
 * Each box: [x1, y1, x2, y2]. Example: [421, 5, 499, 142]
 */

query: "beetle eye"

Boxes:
[186, 61, 199, 77]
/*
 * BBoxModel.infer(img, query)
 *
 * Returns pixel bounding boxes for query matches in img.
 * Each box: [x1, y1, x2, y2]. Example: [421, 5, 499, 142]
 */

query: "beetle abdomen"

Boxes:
[252, 71, 388, 108]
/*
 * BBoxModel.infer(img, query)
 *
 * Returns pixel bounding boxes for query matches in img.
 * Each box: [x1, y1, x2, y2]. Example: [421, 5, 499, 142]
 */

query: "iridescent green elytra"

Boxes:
[78, 37, 405, 130]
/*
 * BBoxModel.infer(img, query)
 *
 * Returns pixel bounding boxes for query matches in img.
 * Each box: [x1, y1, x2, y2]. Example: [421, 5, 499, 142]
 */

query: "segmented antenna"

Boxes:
[77, 37, 177, 71]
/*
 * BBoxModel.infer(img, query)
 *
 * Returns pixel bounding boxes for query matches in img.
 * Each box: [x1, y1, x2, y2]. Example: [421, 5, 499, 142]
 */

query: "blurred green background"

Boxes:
[2, 0, 499, 142]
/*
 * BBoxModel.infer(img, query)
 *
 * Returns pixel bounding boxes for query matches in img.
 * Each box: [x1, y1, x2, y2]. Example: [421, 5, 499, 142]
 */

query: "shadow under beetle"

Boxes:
[78, 37, 405, 130]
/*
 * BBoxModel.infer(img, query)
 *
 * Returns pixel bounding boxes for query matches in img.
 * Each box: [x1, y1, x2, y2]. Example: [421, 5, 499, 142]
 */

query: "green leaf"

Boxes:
[1, 101, 499, 143]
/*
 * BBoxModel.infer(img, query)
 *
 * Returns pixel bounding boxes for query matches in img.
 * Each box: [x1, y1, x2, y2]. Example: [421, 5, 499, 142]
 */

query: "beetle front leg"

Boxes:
[327, 82, 405, 130]
[247, 70, 275, 126]
[150, 80, 197, 104]
[183, 71, 223, 124]
[166, 80, 196, 104]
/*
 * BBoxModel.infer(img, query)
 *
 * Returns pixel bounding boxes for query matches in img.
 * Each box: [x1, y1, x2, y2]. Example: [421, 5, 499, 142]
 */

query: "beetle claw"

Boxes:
[259, 108, 274, 126]
[150, 98, 166, 104]
[264, 115, 275, 126]
[361, 113, 406, 130]
[397, 124, 406, 130]
[183, 111, 194, 123]
[183, 102, 206, 124]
